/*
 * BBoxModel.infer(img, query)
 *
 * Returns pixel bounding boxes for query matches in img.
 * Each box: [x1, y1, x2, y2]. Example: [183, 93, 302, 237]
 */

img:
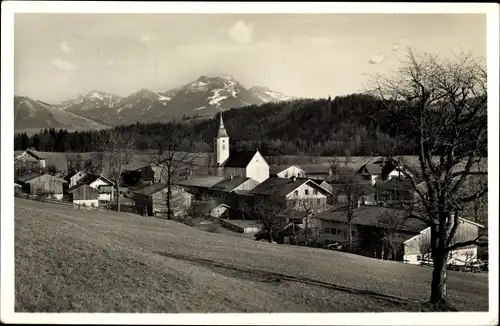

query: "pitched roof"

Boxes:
[222, 151, 257, 168]
[15, 172, 42, 183]
[132, 183, 170, 196]
[68, 183, 98, 193]
[64, 170, 86, 181]
[314, 206, 427, 233]
[269, 165, 302, 175]
[123, 164, 152, 172]
[25, 148, 46, 160]
[173, 176, 226, 188]
[71, 174, 114, 188]
[375, 179, 414, 191]
[210, 176, 251, 193]
[300, 164, 331, 175]
[249, 177, 332, 197]
[358, 163, 383, 175]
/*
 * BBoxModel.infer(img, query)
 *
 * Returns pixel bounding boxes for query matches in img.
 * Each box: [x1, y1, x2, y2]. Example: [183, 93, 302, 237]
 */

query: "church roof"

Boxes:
[222, 151, 258, 168]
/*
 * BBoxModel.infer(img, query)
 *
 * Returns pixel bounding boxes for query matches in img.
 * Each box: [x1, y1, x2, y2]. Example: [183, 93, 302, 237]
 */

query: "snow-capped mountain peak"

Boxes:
[249, 86, 293, 103]
[46, 75, 297, 125]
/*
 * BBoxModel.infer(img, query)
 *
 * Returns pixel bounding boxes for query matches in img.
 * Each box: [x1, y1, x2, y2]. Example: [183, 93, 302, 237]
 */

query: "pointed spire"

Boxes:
[217, 111, 229, 138]
[219, 112, 225, 129]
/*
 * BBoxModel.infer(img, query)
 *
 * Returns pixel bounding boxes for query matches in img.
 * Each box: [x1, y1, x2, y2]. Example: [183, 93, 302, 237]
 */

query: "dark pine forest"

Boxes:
[15, 94, 482, 157]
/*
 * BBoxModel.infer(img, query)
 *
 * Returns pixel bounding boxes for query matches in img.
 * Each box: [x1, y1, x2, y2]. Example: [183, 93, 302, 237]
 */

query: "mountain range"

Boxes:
[14, 75, 295, 133]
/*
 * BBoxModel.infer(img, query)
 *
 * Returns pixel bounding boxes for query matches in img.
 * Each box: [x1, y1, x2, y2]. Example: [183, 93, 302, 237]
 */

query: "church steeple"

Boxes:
[214, 112, 230, 166]
[217, 112, 229, 138]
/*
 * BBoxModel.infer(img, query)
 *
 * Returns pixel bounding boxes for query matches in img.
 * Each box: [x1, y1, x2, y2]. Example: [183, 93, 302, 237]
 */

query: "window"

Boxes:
[313, 190, 318, 195]
[333, 228, 344, 237]
[222, 145, 225, 150]
[294, 190, 298, 196]
[417, 255, 422, 261]
[305, 189, 309, 195]
[324, 228, 330, 234]
[317, 199, 321, 205]
[285, 172, 288, 178]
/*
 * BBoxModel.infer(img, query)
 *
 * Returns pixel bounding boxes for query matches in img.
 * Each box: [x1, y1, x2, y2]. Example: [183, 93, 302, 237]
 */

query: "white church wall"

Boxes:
[246, 151, 269, 183]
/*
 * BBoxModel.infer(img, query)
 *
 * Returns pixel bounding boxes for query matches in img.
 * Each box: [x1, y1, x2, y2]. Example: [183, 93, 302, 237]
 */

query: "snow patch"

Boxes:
[208, 89, 228, 106]
[193, 106, 206, 111]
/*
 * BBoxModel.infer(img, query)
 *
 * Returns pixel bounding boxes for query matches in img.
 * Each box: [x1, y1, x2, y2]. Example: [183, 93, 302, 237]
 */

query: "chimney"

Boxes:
[229, 174, 233, 180]
[291, 176, 296, 182]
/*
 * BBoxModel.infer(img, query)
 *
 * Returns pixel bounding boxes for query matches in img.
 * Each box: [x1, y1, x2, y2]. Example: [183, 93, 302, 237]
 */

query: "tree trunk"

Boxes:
[166, 172, 172, 220]
[268, 230, 273, 243]
[304, 218, 309, 246]
[116, 184, 121, 212]
[430, 250, 451, 309]
[347, 203, 353, 252]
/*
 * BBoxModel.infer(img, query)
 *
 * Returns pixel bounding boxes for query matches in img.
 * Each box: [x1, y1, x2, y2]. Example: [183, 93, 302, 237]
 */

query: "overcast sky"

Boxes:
[14, 13, 486, 103]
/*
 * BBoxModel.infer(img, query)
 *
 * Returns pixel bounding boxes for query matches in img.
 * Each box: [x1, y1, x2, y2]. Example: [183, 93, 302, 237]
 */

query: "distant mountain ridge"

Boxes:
[47, 75, 296, 126]
[14, 95, 110, 134]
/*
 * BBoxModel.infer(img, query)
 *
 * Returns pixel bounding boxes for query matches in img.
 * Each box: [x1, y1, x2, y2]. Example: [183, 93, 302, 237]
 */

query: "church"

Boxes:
[212, 113, 270, 183]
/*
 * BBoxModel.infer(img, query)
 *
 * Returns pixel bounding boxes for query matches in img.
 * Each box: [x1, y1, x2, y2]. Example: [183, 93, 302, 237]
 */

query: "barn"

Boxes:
[133, 183, 193, 217]
[68, 184, 100, 208]
[15, 148, 46, 168]
[15, 172, 66, 200]
[403, 217, 484, 266]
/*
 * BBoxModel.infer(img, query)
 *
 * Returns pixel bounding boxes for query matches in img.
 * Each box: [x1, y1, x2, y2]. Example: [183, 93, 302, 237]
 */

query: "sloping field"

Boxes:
[14, 198, 488, 312]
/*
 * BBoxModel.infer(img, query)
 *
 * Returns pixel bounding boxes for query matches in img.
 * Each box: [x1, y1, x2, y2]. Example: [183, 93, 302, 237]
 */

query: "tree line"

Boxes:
[14, 94, 429, 156]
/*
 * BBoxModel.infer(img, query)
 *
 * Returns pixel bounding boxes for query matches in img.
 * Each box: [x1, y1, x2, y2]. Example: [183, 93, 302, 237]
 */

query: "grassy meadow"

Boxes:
[15, 198, 488, 313]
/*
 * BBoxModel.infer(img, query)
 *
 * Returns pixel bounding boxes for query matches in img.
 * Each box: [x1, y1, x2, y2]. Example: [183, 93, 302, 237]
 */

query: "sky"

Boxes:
[14, 13, 486, 103]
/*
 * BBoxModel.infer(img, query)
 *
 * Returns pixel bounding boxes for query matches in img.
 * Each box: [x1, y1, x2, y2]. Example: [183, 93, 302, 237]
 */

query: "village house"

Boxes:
[403, 217, 485, 266]
[121, 164, 155, 187]
[205, 176, 260, 218]
[311, 205, 426, 260]
[249, 176, 332, 214]
[64, 170, 87, 188]
[173, 175, 227, 200]
[68, 184, 100, 208]
[212, 113, 270, 183]
[132, 183, 193, 217]
[374, 179, 416, 205]
[300, 163, 332, 181]
[356, 162, 384, 185]
[15, 148, 46, 168]
[318, 180, 333, 194]
[67, 174, 115, 202]
[270, 165, 306, 178]
[15, 172, 66, 200]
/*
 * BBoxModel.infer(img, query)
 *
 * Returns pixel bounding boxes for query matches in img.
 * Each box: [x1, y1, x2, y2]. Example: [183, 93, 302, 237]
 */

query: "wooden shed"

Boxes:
[15, 172, 66, 200]
[403, 217, 484, 265]
[133, 183, 193, 217]
[68, 184, 100, 208]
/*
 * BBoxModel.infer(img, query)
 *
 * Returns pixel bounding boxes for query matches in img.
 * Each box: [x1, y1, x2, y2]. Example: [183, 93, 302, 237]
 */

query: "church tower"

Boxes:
[214, 112, 230, 166]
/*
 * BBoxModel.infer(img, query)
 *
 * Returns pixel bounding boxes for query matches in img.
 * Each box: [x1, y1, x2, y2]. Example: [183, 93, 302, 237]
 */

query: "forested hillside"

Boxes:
[14, 94, 481, 157]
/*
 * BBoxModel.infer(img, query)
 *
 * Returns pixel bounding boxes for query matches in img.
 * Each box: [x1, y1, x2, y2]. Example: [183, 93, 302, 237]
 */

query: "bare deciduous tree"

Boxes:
[330, 161, 372, 252]
[253, 197, 290, 243]
[375, 209, 407, 260]
[150, 126, 196, 220]
[367, 48, 487, 309]
[97, 129, 136, 212]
